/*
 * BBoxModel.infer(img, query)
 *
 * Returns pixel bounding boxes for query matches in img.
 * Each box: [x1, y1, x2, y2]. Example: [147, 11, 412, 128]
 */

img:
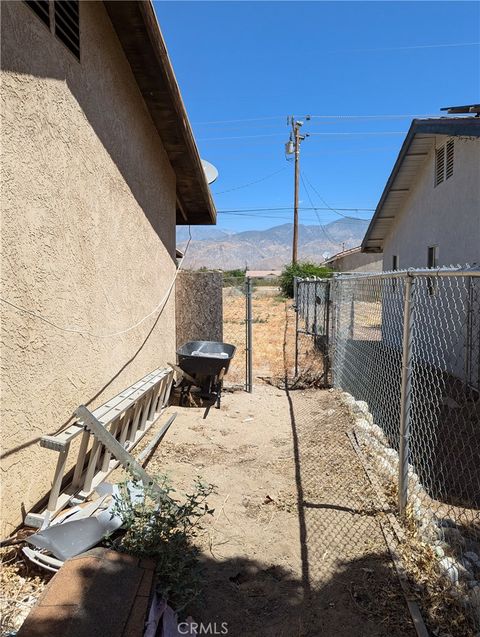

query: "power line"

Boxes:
[299, 173, 342, 246]
[199, 131, 407, 141]
[217, 206, 375, 213]
[193, 113, 445, 125]
[330, 41, 480, 53]
[213, 166, 289, 195]
[301, 173, 371, 221]
[308, 131, 406, 136]
[193, 115, 285, 125]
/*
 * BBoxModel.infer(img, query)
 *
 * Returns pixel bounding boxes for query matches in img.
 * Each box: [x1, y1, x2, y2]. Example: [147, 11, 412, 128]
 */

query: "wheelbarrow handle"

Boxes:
[167, 362, 196, 386]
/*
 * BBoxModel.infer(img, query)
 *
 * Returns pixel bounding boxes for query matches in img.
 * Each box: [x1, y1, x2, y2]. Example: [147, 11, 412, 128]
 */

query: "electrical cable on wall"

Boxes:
[0, 227, 193, 339]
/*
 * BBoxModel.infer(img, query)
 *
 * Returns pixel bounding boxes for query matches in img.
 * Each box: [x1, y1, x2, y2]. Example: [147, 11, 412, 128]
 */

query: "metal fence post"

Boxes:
[245, 277, 253, 393]
[398, 272, 415, 516]
[294, 280, 300, 376]
[324, 279, 331, 384]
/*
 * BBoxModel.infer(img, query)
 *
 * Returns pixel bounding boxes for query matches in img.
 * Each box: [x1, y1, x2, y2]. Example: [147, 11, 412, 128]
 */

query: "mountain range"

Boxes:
[177, 219, 370, 270]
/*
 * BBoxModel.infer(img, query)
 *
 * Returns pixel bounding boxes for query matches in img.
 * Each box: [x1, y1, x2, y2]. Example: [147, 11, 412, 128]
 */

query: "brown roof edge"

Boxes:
[104, 1, 216, 225]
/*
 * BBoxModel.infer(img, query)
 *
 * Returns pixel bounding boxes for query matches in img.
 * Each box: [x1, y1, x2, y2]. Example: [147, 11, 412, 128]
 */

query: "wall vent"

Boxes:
[446, 139, 454, 180]
[434, 145, 445, 187]
[54, 0, 80, 60]
[24, 1, 50, 27]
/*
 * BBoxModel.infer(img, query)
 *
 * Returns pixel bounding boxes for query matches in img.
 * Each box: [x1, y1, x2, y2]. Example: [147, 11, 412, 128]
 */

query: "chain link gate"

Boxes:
[222, 275, 250, 391]
[293, 277, 332, 386]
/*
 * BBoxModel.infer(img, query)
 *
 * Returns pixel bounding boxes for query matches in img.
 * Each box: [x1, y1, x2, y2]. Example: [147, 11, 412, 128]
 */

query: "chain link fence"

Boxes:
[222, 275, 249, 389]
[293, 277, 331, 386]
[296, 268, 480, 633]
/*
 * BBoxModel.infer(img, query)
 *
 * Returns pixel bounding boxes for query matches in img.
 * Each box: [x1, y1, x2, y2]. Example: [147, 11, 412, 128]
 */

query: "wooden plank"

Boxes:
[71, 430, 90, 488]
[75, 406, 164, 497]
[82, 439, 103, 494]
[46, 444, 70, 513]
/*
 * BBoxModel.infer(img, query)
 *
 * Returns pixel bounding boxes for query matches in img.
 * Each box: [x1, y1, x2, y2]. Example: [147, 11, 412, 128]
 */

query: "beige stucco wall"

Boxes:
[1, 1, 177, 535]
[175, 271, 223, 348]
[329, 251, 382, 273]
[382, 136, 480, 270]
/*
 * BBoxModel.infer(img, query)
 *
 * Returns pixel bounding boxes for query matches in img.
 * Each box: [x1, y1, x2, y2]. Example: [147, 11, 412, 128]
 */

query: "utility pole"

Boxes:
[285, 116, 309, 265]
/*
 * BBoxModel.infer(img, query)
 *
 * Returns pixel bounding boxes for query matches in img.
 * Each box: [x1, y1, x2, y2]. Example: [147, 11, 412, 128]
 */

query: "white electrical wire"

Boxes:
[0, 228, 192, 339]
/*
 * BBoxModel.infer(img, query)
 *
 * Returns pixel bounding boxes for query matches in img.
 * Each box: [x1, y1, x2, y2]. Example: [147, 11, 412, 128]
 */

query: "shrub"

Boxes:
[279, 262, 333, 298]
[111, 474, 216, 612]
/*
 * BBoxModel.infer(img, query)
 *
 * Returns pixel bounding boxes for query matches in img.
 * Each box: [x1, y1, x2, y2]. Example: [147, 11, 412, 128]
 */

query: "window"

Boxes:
[54, 1, 80, 60]
[435, 139, 454, 187]
[427, 246, 438, 295]
[392, 255, 398, 291]
[24, 1, 50, 27]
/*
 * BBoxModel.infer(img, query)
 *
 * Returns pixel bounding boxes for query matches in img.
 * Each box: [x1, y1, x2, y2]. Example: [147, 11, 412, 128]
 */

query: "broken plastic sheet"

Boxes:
[26, 482, 144, 562]
[144, 592, 197, 637]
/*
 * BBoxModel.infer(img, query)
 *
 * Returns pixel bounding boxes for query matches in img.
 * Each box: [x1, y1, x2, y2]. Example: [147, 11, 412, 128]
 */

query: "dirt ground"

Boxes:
[146, 385, 415, 637]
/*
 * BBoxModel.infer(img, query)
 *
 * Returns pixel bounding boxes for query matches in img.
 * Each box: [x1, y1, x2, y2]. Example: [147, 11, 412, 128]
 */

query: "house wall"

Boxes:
[382, 136, 480, 270]
[328, 251, 382, 273]
[1, 1, 177, 535]
[175, 271, 223, 349]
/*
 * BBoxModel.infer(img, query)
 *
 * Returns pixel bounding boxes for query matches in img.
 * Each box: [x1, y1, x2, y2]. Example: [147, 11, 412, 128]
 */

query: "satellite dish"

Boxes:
[322, 251, 330, 260]
[201, 159, 219, 185]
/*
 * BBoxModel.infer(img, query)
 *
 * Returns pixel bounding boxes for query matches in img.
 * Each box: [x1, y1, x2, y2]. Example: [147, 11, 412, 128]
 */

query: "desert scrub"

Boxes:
[111, 474, 216, 612]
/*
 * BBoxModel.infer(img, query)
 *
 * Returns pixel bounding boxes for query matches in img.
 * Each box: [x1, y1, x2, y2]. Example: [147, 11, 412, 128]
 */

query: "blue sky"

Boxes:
[153, 1, 479, 234]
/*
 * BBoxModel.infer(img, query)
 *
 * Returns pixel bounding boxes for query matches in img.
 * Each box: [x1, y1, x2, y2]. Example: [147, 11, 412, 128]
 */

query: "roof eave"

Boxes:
[104, 0, 216, 226]
[361, 117, 480, 253]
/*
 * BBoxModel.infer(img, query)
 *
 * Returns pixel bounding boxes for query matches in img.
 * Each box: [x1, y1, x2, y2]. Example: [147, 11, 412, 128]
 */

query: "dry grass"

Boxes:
[381, 481, 479, 636]
[223, 287, 326, 386]
[0, 545, 52, 635]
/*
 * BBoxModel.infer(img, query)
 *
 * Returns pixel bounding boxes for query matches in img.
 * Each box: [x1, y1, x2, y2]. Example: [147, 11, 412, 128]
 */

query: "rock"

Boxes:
[353, 400, 370, 416]
[341, 393, 356, 407]
[465, 551, 480, 566]
[467, 586, 480, 623]
[434, 546, 445, 558]
[441, 527, 466, 549]
[441, 396, 460, 409]
[438, 556, 459, 585]
[437, 517, 458, 529]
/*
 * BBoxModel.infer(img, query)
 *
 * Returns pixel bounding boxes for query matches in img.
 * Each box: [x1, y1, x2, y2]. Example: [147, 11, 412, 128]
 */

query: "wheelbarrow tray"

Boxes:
[176, 341, 236, 378]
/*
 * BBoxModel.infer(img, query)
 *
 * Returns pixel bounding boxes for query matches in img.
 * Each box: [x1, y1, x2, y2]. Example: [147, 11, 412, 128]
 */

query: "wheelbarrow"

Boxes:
[169, 341, 236, 412]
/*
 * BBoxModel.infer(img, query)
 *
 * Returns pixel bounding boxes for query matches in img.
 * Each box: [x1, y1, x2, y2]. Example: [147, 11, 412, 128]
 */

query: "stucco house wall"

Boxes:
[382, 136, 480, 270]
[327, 251, 382, 273]
[1, 1, 178, 535]
[378, 136, 480, 389]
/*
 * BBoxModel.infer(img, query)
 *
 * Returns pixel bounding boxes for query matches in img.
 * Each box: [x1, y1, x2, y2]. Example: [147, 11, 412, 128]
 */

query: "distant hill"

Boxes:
[177, 220, 370, 270]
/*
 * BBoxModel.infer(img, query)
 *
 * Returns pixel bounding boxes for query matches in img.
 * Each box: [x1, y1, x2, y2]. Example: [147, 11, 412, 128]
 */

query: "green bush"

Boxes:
[111, 474, 216, 612]
[279, 262, 333, 298]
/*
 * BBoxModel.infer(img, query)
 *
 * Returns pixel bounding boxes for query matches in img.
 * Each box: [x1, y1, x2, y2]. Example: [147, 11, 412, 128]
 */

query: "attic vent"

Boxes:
[435, 146, 445, 187]
[446, 139, 454, 179]
[25, 1, 50, 27]
[54, 0, 80, 60]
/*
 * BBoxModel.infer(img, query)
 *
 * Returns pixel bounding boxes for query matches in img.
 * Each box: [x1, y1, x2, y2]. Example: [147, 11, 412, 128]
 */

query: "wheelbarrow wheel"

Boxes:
[216, 381, 223, 409]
